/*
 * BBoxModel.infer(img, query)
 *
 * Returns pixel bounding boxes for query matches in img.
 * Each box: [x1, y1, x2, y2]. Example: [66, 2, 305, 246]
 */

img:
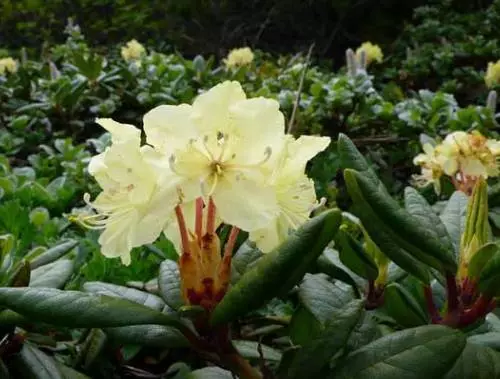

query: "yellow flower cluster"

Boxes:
[121, 39, 146, 62]
[355, 42, 383, 65]
[485, 60, 500, 88]
[78, 81, 330, 265]
[224, 47, 254, 69]
[413, 131, 500, 194]
[0, 57, 18, 75]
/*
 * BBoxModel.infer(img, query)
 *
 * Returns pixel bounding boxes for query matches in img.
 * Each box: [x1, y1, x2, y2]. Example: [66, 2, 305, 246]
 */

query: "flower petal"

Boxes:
[95, 118, 140, 145]
[212, 174, 279, 231]
[143, 104, 198, 156]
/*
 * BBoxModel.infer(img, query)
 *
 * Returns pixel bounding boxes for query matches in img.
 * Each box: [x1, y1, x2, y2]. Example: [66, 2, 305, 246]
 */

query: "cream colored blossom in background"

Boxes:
[413, 131, 500, 194]
[224, 47, 254, 68]
[0, 57, 18, 75]
[355, 42, 383, 65]
[485, 60, 500, 88]
[121, 39, 146, 62]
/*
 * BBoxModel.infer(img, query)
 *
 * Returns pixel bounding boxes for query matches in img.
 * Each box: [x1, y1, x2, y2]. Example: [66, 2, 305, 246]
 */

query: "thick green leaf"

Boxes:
[468, 243, 500, 280]
[478, 250, 500, 297]
[468, 332, 500, 351]
[105, 324, 188, 348]
[381, 283, 427, 327]
[210, 210, 341, 326]
[30, 260, 74, 289]
[158, 260, 184, 310]
[444, 343, 500, 378]
[231, 242, 263, 283]
[0, 287, 183, 328]
[188, 367, 233, 378]
[462, 178, 489, 251]
[404, 187, 454, 255]
[337, 228, 378, 280]
[347, 170, 456, 273]
[5, 260, 30, 287]
[29, 240, 78, 269]
[54, 362, 90, 379]
[289, 306, 322, 345]
[334, 325, 466, 379]
[286, 299, 364, 379]
[344, 170, 430, 282]
[83, 281, 167, 312]
[440, 191, 468, 256]
[233, 340, 282, 362]
[337, 133, 379, 184]
[76, 329, 107, 370]
[9, 344, 63, 379]
[315, 249, 360, 291]
[298, 273, 355, 325]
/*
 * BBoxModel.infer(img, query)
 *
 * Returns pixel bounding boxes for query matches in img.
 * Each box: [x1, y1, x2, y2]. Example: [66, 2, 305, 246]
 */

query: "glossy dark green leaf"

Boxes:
[105, 324, 188, 348]
[5, 260, 30, 287]
[337, 133, 379, 184]
[468, 332, 500, 351]
[210, 210, 341, 326]
[381, 283, 427, 327]
[188, 367, 233, 378]
[337, 228, 378, 280]
[478, 250, 500, 297]
[344, 170, 430, 282]
[346, 169, 456, 273]
[404, 187, 454, 255]
[76, 329, 107, 370]
[231, 242, 262, 283]
[440, 191, 469, 256]
[233, 340, 282, 362]
[29, 240, 78, 269]
[9, 343, 63, 379]
[289, 306, 322, 345]
[315, 249, 360, 292]
[83, 281, 167, 312]
[30, 260, 74, 289]
[334, 325, 466, 379]
[468, 243, 499, 280]
[0, 287, 183, 328]
[286, 299, 364, 379]
[158, 260, 184, 310]
[298, 273, 355, 325]
[444, 343, 500, 378]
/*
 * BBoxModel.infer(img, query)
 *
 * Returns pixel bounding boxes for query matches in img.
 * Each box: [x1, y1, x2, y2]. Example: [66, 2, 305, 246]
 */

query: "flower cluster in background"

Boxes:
[0, 57, 18, 75]
[413, 131, 500, 194]
[485, 60, 500, 88]
[121, 39, 146, 62]
[79, 81, 329, 264]
[223, 47, 254, 69]
[355, 42, 383, 65]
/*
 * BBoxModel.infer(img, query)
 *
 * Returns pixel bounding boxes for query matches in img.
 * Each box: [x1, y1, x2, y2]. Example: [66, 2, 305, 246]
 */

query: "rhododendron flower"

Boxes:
[414, 131, 500, 194]
[0, 57, 18, 75]
[144, 81, 284, 232]
[121, 39, 146, 62]
[223, 47, 254, 68]
[77, 119, 176, 265]
[485, 60, 500, 88]
[249, 135, 330, 252]
[355, 42, 383, 65]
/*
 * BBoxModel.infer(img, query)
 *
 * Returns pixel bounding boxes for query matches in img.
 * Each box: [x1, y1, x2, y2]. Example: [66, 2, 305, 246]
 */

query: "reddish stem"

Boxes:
[224, 226, 240, 258]
[175, 205, 191, 255]
[459, 294, 494, 327]
[195, 197, 204, 245]
[446, 273, 459, 313]
[206, 197, 217, 235]
[424, 285, 441, 323]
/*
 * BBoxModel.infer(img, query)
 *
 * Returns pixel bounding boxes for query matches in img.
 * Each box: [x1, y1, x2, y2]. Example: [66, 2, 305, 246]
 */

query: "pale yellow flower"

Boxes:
[224, 47, 254, 69]
[0, 57, 18, 75]
[121, 39, 146, 62]
[81, 119, 177, 265]
[249, 135, 331, 252]
[485, 60, 500, 88]
[144, 81, 284, 232]
[355, 42, 383, 65]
